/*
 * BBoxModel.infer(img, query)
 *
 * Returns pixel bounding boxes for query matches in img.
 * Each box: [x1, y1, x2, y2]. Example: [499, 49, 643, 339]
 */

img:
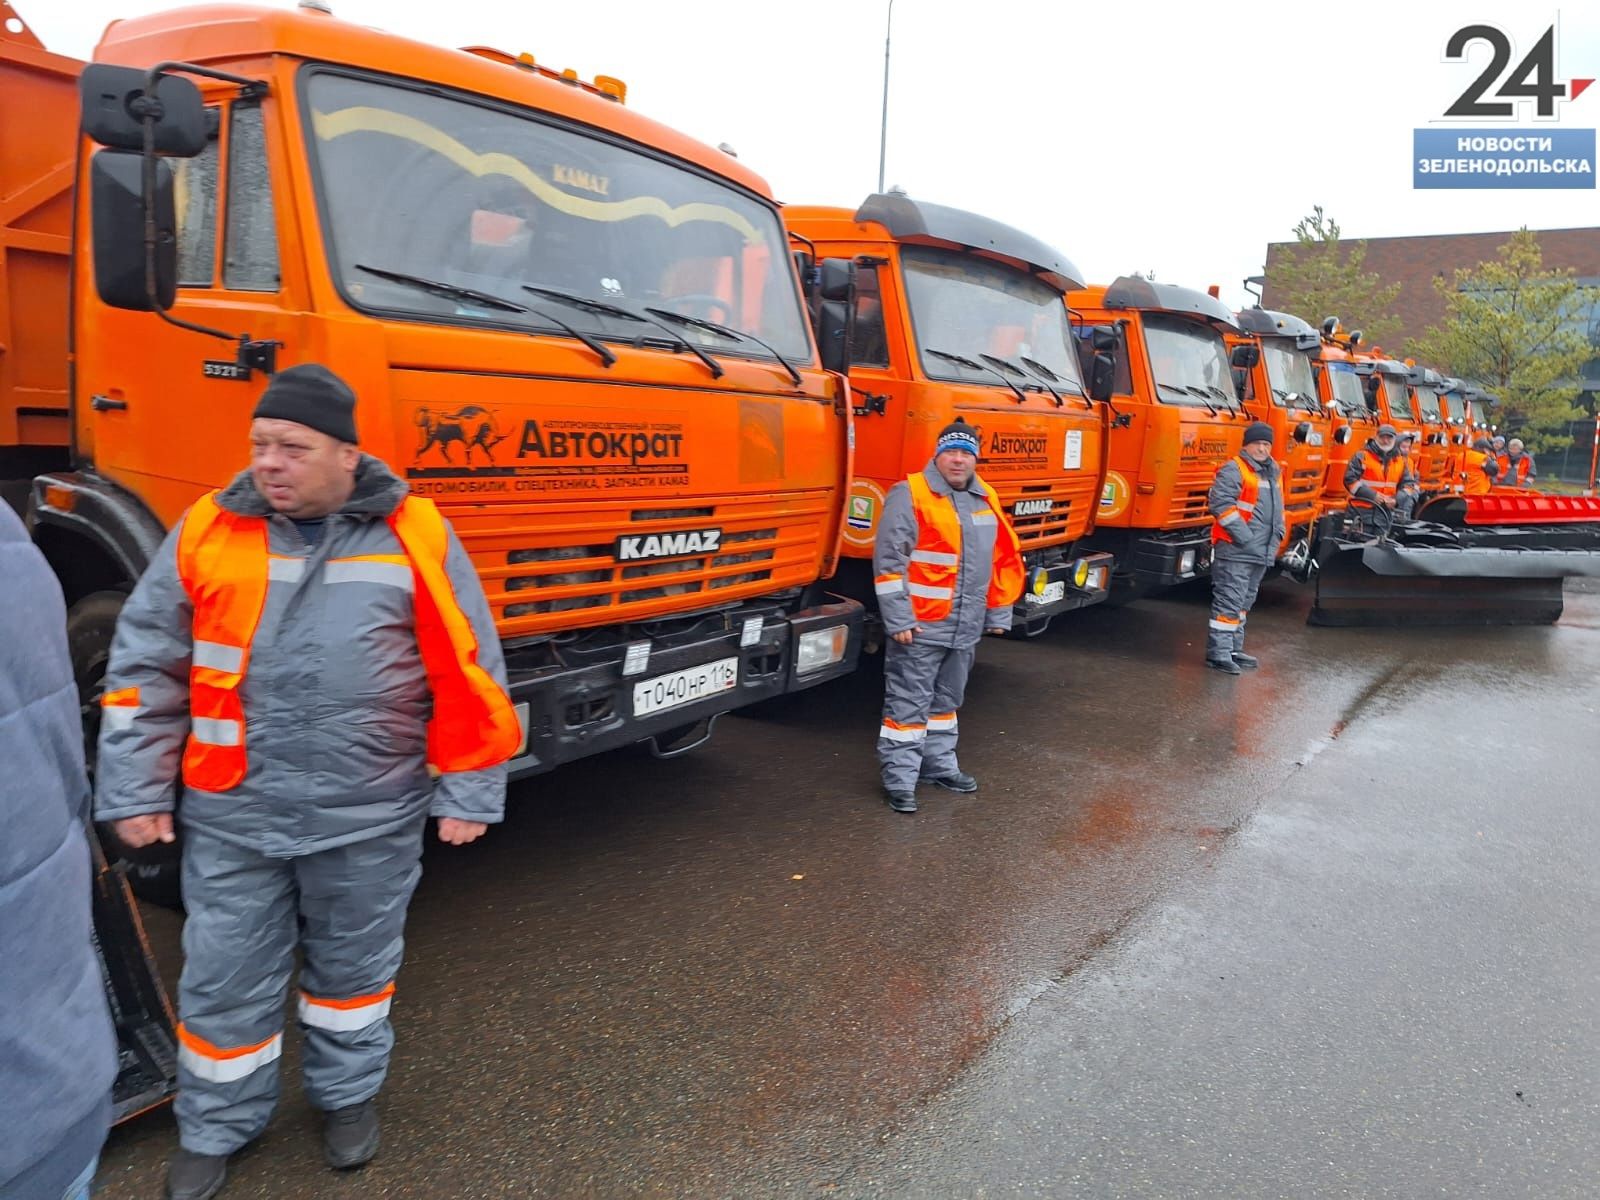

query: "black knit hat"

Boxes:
[1242, 421, 1274, 447]
[252, 364, 359, 444]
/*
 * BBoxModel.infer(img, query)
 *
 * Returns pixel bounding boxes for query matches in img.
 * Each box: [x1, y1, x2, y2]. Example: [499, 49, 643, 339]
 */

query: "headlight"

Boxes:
[1178, 550, 1197, 574]
[796, 626, 849, 675]
[1072, 559, 1091, 589]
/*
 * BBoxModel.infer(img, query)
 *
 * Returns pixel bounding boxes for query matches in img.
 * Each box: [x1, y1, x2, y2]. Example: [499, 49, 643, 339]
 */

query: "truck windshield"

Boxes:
[900, 246, 1084, 394]
[1262, 340, 1317, 408]
[1326, 362, 1372, 418]
[1382, 376, 1415, 421]
[301, 71, 811, 362]
[1414, 386, 1442, 421]
[1142, 313, 1235, 408]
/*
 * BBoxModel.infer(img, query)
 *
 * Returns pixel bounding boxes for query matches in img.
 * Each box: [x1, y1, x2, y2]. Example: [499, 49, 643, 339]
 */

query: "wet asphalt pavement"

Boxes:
[94, 578, 1599, 1198]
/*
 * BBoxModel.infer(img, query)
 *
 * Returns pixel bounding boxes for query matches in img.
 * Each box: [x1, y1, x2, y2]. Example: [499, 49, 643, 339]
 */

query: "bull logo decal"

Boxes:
[413, 406, 510, 466]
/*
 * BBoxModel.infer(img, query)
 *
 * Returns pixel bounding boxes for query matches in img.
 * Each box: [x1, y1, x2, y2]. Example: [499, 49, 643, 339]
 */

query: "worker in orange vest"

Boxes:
[1464, 437, 1499, 494]
[1344, 423, 1418, 521]
[1499, 437, 1538, 488]
[1205, 422, 1286, 674]
[873, 421, 1024, 813]
[95, 365, 520, 1200]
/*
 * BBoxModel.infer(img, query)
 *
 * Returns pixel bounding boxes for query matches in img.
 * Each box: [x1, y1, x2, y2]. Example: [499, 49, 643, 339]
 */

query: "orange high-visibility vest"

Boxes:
[173, 492, 520, 793]
[1210, 455, 1267, 545]
[1351, 450, 1407, 497]
[1463, 448, 1493, 495]
[1497, 454, 1532, 485]
[899, 471, 1023, 623]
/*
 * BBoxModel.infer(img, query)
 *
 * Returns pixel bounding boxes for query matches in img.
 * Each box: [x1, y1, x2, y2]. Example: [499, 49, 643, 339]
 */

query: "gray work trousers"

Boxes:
[174, 819, 425, 1155]
[1207, 555, 1270, 663]
[877, 638, 976, 792]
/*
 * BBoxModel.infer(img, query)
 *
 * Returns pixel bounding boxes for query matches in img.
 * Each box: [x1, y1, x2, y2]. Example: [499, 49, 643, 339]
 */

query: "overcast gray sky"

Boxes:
[22, 0, 1600, 307]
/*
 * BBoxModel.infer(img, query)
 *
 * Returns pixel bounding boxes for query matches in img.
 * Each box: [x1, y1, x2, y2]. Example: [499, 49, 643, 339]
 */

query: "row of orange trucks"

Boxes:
[6, 0, 1600, 1124]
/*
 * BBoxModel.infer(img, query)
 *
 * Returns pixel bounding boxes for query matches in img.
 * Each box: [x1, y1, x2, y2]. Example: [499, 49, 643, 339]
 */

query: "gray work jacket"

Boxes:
[94, 456, 509, 856]
[1208, 454, 1287, 566]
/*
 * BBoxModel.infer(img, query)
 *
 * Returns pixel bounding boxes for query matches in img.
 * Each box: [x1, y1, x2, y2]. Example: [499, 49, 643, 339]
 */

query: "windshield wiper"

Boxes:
[1022, 355, 1095, 411]
[980, 354, 1061, 406]
[644, 307, 802, 387]
[356, 263, 527, 313]
[356, 264, 615, 368]
[1205, 384, 1243, 417]
[1274, 387, 1321, 415]
[521, 285, 725, 379]
[1176, 384, 1220, 416]
[927, 348, 1028, 403]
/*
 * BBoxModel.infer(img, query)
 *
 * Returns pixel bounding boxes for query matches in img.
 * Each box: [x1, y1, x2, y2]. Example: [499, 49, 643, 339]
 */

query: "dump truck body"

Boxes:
[784, 196, 1111, 634]
[6, 2, 864, 784]
[1069, 277, 1248, 592]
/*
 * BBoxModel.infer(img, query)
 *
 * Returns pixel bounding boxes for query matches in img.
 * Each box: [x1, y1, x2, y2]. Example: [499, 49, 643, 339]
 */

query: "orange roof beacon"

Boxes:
[785, 194, 1115, 637]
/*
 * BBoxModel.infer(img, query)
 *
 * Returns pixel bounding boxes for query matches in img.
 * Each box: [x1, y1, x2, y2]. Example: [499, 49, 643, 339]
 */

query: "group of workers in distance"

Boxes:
[6, 354, 1558, 1200]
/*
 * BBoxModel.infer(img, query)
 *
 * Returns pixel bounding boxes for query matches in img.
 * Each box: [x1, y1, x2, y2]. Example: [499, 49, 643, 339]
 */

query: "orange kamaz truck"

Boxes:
[1229, 307, 1331, 569]
[3, 1, 864, 784]
[1067, 277, 1249, 594]
[784, 194, 1114, 635]
[1310, 321, 1378, 505]
[1404, 364, 1453, 491]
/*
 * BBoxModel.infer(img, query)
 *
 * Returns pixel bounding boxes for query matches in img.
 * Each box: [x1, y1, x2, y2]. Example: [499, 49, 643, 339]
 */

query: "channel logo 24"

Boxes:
[1443, 23, 1592, 119]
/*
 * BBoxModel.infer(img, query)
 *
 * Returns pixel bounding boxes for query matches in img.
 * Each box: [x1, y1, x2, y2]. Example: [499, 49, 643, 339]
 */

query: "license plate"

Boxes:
[633, 657, 738, 717]
[1026, 580, 1066, 606]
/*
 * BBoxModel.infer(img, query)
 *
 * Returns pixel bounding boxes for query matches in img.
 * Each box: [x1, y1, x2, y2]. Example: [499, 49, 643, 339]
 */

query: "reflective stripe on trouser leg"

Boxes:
[175, 831, 300, 1155]
[920, 644, 975, 780]
[294, 817, 426, 1111]
[1209, 556, 1269, 662]
[879, 638, 945, 793]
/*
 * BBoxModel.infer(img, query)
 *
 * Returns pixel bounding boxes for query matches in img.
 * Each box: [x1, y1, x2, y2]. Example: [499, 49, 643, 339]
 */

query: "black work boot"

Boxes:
[324, 1101, 380, 1170]
[884, 789, 918, 814]
[167, 1148, 229, 1200]
[1205, 657, 1241, 675]
[921, 770, 978, 793]
[1231, 652, 1260, 669]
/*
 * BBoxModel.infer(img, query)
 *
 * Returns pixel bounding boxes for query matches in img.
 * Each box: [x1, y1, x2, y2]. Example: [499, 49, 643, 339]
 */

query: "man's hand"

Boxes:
[986, 627, 1007, 636]
[436, 817, 487, 846]
[113, 813, 175, 848]
[1382, 495, 1396, 508]
[890, 625, 922, 645]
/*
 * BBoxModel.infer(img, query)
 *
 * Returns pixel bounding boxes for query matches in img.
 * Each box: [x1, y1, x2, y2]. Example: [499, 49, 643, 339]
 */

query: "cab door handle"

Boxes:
[91, 394, 128, 411]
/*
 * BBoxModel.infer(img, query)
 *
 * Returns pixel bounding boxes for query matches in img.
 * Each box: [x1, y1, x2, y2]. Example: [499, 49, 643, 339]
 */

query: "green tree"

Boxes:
[1409, 230, 1599, 452]
[1266, 207, 1403, 345]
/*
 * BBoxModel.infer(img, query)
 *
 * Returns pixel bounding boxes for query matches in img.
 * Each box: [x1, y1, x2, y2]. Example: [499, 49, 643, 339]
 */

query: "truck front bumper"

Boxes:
[1011, 552, 1117, 633]
[502, 594, 864, 778]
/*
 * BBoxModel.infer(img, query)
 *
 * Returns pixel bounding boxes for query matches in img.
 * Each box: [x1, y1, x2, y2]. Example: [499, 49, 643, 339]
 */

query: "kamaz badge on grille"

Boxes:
[615, 529, 723, 561]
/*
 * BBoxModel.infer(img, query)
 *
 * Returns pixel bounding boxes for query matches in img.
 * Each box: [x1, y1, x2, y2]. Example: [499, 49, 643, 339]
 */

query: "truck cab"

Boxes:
[1311, 322, 1378, 506]
[785, 194, 1113, 635]
[1405, 365, 1453, 492]
[8, 2, 864, 781]
[1069, 277, 1247, 593]
[1229, 307, 1331, 562]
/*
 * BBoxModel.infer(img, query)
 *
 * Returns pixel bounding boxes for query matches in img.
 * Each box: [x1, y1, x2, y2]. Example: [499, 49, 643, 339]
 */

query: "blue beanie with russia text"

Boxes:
[934, 421, 980, 458]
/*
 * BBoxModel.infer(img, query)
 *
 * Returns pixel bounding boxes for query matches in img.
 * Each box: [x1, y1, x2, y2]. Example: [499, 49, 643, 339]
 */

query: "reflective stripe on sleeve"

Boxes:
[325, 558, 415, 591]
[176, 1025, 282, 1084]
[874, 574, 906, 596]
[906, 582, 955, 600]
[191, 716, 243, 746]
[267, 556, 306, 583]
[1234, 500, 1256, 514]
[192, 640, 245, 674]
[299, 982, 396, 1032]
[101, 687, 141, 732]
[909, 549, 959, 567]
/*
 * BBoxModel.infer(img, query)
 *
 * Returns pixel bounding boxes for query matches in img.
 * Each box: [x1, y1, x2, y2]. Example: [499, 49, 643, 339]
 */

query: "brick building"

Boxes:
[1261, 225, 1600, 353]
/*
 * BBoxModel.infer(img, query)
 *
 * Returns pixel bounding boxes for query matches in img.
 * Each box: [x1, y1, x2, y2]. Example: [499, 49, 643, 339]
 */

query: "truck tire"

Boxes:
[67, 590, 185, 911]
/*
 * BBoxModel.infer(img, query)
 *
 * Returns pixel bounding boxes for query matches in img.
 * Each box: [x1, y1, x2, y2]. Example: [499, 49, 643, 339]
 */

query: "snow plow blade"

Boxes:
[1309, 504, 1600, 627]
[90, 828, 179, 1123]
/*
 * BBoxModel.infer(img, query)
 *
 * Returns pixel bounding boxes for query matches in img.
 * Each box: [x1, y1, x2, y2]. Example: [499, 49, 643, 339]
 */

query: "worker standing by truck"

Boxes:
[95, 367, 520, 1200]
[1205, 422, 1285, 675]
[873, 423, 1023, 813]
[1465, 437, 1500, 493]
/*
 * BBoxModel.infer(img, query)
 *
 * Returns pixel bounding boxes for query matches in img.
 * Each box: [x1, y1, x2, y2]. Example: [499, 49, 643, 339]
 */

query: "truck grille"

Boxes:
[1167, 462, 1218, 525]
[989, 474, 1099, 550]
[443, 491, 833, 637]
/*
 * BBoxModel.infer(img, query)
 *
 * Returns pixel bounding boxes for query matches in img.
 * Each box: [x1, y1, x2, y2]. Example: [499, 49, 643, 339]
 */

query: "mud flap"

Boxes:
[88, 826, 178, 1123]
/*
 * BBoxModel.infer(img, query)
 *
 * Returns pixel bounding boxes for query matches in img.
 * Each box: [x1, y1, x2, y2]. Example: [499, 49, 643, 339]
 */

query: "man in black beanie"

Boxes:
[96, 363, 518, 1198]
[1204, 421, 1285, 675]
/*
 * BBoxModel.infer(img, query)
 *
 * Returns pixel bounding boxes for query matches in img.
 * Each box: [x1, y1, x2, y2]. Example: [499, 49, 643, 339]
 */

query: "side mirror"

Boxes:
[1229, 344, 1260, 369]
[91, 149, 176, 310]
[1293, 421, 1311, 443]
[815, 257, 856, 376]
[1091, 325, 1118, 353]
[1088, 351, 1115, 403]
[80, 64, 208, 157]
